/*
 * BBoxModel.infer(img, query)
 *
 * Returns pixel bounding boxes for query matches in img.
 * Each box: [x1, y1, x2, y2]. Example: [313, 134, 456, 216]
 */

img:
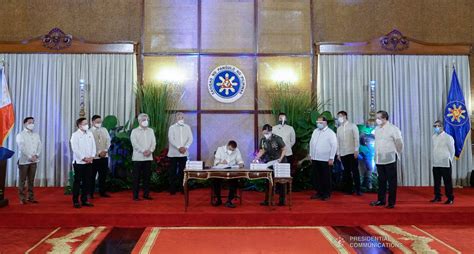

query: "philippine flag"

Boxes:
[0, 66, 14, 146]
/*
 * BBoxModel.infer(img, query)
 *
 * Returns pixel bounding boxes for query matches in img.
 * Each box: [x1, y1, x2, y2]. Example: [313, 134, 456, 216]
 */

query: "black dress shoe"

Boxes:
[82, 202, 94, 207]
[310, 194, 321, 200]
[212, 199, 222, 207]
[444, 199, 454, 205]
[321, 196, 330, 201]
[370, 201, 386, 206]
[73, 203, 81, 208]
[27, 199, 39, 203]
[385, 204, 395, 209]
[143, 196, 153, 200]
[100, 193, 111, 198]
[356, 192, 362, 196]
[225, 201, 236, 208]
[260, 201, 269, 206]
[133, 198, 142, 201]
[430, 197, 441, 203]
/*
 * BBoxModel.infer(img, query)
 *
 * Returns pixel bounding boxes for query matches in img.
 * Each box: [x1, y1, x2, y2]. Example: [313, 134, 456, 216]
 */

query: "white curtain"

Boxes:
[1, 53, 137, 187]
[318, 54, 472, 186]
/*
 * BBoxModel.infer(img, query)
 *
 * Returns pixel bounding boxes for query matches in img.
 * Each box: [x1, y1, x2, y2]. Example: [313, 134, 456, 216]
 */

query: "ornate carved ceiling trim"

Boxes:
[0, 28, 137, 54]
[316, 29, 471, 55]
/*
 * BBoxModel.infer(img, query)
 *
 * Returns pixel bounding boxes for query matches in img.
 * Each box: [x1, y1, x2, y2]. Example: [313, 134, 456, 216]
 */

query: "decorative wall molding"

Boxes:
[42, 28, 73, 50]
[380, 29, 409, 52]
[0, 28, 137, 54]
[316, 29, 471, 55]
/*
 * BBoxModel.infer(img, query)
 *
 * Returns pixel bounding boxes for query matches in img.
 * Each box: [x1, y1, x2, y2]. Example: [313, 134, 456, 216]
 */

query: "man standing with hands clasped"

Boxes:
[16, 117, 41, 204]
[90, 115, 111, 198]
[309, 116, 337, 201]
[336, 111, 361, 196]
[167, 112, 193, 195]
[370, 110, 404, 209]
[130, 113, 156, 201]
[70, 117, 96, 208]
[430, 120, 455, 205]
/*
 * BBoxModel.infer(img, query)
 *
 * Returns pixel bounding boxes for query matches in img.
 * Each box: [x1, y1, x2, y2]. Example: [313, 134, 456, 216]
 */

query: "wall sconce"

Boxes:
[272, 69, 298, 86]
[155, 67, 184, 86]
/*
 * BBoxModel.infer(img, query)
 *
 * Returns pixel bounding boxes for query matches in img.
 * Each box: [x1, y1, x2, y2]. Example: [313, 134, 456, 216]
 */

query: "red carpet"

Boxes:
[0, 187, 473, 228]
[2, 226, 472, 253]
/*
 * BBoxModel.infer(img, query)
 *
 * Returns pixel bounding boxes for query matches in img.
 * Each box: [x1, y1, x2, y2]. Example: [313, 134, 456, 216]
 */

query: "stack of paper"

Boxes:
[274, 163, 291, 178]
[186, 161, 203, 170]
[212, 164, 240, 169]
[250, 163, 269, 170]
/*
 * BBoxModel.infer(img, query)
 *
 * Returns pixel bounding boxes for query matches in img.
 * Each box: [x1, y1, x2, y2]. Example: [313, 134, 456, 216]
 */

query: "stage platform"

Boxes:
[0, 187, 473, 228]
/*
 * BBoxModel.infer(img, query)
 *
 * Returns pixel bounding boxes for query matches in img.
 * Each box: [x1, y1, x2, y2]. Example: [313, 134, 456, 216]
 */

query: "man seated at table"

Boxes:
[211, 140, 244, 208]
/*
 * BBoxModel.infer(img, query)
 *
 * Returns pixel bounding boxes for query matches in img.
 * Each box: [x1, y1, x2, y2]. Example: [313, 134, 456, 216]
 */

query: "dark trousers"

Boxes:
[18, 163, 37, 201]
[211, 179, 237, 202]
[312, 160, 331, 198]
[433, 165, 454, 200]
[169, 156, 187, 194]
[341, 154, 361, 193]
[377, 162, 397, 206]
[72, 163, 92, 204]
[91, 158, 109, 196]
[132, 161, 152, 199]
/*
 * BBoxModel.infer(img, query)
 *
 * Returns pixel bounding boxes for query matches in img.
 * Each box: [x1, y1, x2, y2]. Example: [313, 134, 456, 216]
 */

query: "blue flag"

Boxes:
[444, 68, 470, 159]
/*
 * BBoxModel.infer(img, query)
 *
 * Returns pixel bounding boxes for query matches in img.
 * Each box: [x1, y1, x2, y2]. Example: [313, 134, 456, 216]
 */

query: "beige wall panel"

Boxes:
[143, 56, 198, 110]
[201, 0, 255, 53]
[258, 0, 311, 53]
[144, 0, 198, 53]
[257, 56, 312, 110]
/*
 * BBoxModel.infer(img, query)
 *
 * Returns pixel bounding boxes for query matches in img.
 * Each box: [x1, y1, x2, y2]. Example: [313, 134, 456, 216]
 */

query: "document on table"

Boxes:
[266, 160, 279, 168]
[212, 164, 240, 169]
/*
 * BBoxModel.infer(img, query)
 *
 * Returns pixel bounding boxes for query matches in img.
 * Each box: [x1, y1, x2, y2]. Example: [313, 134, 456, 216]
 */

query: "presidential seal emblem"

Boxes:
[208, 65, 246, 103]
[445, 101, 468, 126]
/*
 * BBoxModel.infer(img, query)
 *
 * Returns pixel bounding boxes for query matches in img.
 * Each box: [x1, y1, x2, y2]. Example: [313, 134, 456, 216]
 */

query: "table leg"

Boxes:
[268, 178, 273, 210]
[289, 181, 292, 210]
[184, 179, 189, 212]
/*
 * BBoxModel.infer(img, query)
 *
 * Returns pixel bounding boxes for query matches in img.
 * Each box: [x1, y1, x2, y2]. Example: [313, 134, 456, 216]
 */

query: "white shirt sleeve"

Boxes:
[214, 147, 224, 166]
[290, 126, 296, 147]
[36, 134, 42, 156]
[394, 127, 404, 154]
[235, 148, 244, 164]
[448, 135, 455, 160]
[329, 132, 338, 160]
[185, 125, 193, 149]
[353, 124, 360, 152]
[105, 128, 111, 151]
[149, 129, 156, 152]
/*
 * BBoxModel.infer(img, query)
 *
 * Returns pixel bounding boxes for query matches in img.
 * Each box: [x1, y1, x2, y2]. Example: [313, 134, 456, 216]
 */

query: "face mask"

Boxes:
[434, 127, 441, 134]
[26, 124, 34, 130]
[264, 133, 272, 139]
[94, 123, 102, 128]
[279, 118, 286, 125]
[376, 119, 383, 126]
[337, 117, 344, 124]
[178, 120, 185, 126]
[81, 124, 89, 131]
[141, 120, 149, 127]
[317, 123, 324, 130]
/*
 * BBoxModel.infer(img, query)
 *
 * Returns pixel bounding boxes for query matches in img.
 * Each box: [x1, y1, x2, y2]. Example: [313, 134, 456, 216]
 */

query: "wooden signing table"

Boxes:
[183, 169, 274, 211]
